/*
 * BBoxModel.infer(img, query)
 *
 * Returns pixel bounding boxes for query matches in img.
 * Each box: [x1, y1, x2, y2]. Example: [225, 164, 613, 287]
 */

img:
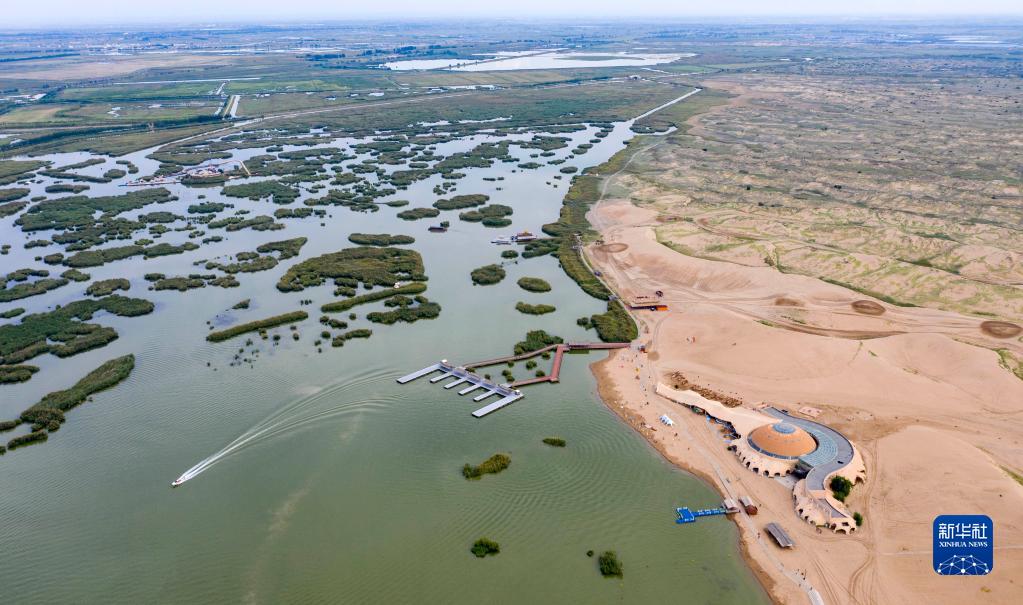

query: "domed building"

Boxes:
[656, 382, 867, 533]
[735, 422, 818, 477]
[749, 422, 818, 459]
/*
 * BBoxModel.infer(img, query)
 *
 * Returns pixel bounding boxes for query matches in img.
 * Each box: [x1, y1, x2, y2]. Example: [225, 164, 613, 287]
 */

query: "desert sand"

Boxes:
[586, 198, 1023, 605]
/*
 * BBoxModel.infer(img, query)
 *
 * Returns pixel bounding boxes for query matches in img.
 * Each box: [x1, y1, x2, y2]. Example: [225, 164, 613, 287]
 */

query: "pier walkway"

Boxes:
[676, 506, 729, 524]
[397, 342, 630, 417]
[397, 361, 523, 417]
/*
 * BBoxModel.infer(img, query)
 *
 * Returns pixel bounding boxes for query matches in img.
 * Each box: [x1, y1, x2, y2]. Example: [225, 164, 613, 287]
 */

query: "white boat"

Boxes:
[491, 237, 512, 245]
[511, 231, 537, 242]
[171, 477, 186, 487]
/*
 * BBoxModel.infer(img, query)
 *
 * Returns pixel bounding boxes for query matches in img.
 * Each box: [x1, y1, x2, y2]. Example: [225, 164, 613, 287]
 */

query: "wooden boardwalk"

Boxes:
[507, 342, 629, 388]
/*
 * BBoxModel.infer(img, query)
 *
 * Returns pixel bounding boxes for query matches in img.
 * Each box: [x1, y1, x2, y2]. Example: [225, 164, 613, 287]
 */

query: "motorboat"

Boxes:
[511, 231, 536, 242]
[491, 237, 512, 245]
[171, 477, 186, 487]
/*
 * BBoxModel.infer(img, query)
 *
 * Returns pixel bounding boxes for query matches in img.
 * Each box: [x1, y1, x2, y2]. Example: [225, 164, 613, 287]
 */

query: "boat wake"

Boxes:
[172, 367, 394, 486]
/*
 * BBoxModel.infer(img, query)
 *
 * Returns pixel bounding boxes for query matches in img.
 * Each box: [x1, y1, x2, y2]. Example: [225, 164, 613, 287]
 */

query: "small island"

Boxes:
[470, 264, 506, 285]
[517, 277, 551, 292]
[463, 453, 511, 479]
[598, 551, 623, 578]
[470, 538, 500, 558]
[516, 302, 556, 315]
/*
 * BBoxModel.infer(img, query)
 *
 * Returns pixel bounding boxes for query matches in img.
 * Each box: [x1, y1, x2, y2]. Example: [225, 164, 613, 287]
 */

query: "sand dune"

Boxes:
[587, 198, 1023, 605]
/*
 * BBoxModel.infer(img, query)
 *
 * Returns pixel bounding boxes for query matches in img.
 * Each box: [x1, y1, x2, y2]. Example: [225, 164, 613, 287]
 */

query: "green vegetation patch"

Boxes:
[321, 282, 427, 313]
[470, 264, 506, 285]
[515, 302, 556, 315]
[63, 241, 198, 267]
[0, 364, 39, 384]
[459, 204, 513, 227]
[514, 330, 563, 356]
[588, 301, 637, 343]
[60, 269, 90, 282]
[207, 237, 308, 274]
[0, 307, 25, 319]
[463, 453, 511, 480]
[367, 296, 441, 324]
[558, 239, 609, 300]
[154, 276, 206, 291]
[0, 159, 45, 182]
[221, 180, 300, 205]
[433, 194, 489, 210]
[0, 200, 29, 218]
[542, 437, 567, 447]
[330, 328, 373, 347]
[830, 475, 854, 502]
[208, 215, 283, 232]
[16, 188, 176, 232]
[348, 233, 416, 246]
[85, 278, 130, 297]
[517, 277, 551, 293]
[470, 538, 501, 558]
[206, 311, 309, 342]
[257, 237, 308, 260]
[396, 207, 440, 221]
[996, 349, 1023, 381]
[598, 551, 623, 578]
[0, 188, 29, 203]
[12, 355, 134, 441]
[7, 430, 47, 450]
[187, 202, 228, 214]
[278, 246, 425, 292]
[1, 268, 69, 302]
[0, 295, 153, 364]
[44, 184, 90, 194]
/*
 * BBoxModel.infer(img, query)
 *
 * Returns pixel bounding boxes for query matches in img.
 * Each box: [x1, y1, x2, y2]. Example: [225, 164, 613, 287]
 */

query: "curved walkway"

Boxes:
[765, 408, 855, 492]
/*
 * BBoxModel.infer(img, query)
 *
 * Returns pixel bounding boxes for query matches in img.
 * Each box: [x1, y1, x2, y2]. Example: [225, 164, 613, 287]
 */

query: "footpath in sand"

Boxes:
[586, 199, 1023, 605]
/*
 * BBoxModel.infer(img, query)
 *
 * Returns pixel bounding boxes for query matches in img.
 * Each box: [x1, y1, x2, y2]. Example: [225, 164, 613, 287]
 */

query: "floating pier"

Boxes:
[397, 342, 631, 418]
[675, 506, 729, 524]
[396, 360, 523, 417]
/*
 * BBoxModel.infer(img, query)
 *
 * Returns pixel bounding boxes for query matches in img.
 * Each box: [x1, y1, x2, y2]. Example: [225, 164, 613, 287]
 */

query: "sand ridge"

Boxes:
[586, 198, 1023, 605]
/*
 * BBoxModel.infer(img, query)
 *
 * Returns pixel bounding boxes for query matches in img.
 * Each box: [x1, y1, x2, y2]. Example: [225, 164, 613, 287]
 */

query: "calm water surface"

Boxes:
[0, 121, 768, 604]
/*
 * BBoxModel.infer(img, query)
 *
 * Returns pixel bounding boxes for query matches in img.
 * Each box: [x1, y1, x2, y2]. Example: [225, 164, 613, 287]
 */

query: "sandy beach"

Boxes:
[585, 198, 1023, 604]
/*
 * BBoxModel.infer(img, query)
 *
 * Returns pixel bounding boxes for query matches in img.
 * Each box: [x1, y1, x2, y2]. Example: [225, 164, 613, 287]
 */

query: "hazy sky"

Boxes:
[5, 1, 1021, 27]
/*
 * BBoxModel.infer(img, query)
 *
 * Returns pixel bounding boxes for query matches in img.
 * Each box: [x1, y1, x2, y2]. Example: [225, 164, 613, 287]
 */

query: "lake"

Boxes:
[0, 119, 767, 604]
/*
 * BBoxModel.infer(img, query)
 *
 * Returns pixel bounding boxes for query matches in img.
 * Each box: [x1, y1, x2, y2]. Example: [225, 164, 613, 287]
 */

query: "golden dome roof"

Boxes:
[748, 422, 817, 459]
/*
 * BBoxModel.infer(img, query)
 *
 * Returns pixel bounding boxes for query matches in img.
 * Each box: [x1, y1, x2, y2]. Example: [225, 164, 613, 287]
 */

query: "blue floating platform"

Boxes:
[675, 506, 727, 524]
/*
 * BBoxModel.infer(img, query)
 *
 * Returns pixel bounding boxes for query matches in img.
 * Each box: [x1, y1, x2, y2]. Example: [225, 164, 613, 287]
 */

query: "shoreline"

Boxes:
[555, 106, 784, 603]
[574, 193, 1023, 605]
[589, 349, 782, 604]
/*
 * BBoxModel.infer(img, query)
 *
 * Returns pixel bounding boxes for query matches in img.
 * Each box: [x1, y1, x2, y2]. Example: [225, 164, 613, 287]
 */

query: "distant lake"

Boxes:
[385, 51, 694, 72]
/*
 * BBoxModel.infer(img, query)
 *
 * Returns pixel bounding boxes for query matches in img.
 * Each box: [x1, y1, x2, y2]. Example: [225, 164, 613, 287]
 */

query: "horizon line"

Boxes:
[2, 14, 1023, 32]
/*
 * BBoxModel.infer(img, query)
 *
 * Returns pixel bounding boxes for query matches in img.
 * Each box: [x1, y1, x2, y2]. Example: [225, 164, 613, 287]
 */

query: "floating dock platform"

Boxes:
[397, 361, 523, 417]
[675, 506, 729, 524]
[397, 343, 630, 418]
